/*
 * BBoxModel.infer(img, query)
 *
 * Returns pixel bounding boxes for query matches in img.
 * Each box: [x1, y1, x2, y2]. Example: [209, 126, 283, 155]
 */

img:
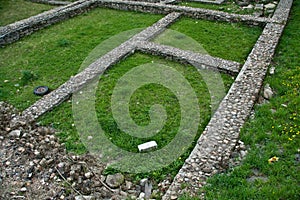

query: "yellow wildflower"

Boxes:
[268, 156, 279, 164]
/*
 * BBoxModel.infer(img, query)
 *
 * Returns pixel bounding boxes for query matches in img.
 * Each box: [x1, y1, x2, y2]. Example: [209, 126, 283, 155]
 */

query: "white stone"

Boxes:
[265, 3, 276, 9]
[140, 178, 148, 186]
[9, 130, 21, 137]
[84, 172, 92, 179]
[87, 135, 93, 140]
[138, 141, 157, 152]
[138, 192, 145, 199]
[243, 4, 254, 10]
[263, 84, 274, 100]
[269, 67, 275, 74]
[75, 195, 95, 200]
[255, 4, 264, 10]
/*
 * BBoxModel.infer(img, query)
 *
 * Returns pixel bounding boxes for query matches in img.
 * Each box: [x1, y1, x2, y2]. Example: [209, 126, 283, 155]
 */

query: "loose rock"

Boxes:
[105, 173, 125, 188]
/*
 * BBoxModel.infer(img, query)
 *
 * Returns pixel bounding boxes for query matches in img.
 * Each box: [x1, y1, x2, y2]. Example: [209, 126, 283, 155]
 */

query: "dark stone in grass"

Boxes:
[33, 86, 50, 96]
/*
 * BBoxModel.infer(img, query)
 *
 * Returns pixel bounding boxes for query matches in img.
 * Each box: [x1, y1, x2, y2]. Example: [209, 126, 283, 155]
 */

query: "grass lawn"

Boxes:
[0, 0, 55, 26]
[162, 18, 262, 63]
[195, 1, 300, 199]
[0, 8, 163, 109]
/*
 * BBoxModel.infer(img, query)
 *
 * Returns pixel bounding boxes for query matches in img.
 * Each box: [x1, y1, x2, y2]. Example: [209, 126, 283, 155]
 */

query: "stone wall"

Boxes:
[27, 0, 71, 6]
[1, 0, 276, 47]
[184, 0, 226, 5]
[163, 0, 294, 198]
[0, 0, 97, 47]
[135, 40, 241, 74]
[98, 0, 273, 25]
[128, 0, 161, 3]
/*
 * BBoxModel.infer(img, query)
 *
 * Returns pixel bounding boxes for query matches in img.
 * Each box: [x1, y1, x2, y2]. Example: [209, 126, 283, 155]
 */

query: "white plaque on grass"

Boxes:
[138, 141, 158, 152]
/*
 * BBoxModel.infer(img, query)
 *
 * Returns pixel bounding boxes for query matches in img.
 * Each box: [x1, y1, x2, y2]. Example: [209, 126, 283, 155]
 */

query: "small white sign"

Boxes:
[138, 141, 158, 152]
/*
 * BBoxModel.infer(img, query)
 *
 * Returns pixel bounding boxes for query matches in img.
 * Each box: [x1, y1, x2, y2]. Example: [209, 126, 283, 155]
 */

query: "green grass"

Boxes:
[39, 51, 234, 168]
[198, 1, 300, 199]
[95, 52, 232, 152]
[157, 18, 262, 63]
[0, 0, 55, 26]
[2, 1, 296, 196]
[0, 8, 163, 109]
[0, 2, 259, 183]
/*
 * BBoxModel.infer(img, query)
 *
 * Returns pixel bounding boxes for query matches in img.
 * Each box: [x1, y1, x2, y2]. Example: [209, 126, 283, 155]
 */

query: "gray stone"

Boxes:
[57, 162, 65, 168]
[253, 11, 264, 17]
[84, 172, 93, 179]
[170, 195, 178, 199]
[125, 180, 133, 190]
[105, 173, 124, 188]
[75, 195, 95, 200]
[144, 181, 152, 199]
[295, 154, 300, 164]
[202, 167, 212, 173]
[140, 178, 148, 187]
[265, 3, 276, 9]
[255, 4, 264, 10]
[236, 0, 250, 6]
[240, 150, 247, 158]
[243, 4, 254, 10]
[9, 129, 21, 137]
[247, 176, 268, 183]
[138, 192, 145, 199]
[269, 66, 275, 74]
[263, 84, 274, 100]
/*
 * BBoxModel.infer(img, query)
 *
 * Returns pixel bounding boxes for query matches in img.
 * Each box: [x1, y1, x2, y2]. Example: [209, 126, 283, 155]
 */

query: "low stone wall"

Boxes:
[128, 0, 161, 3]
[98, 0, 274, 25]
[1, 0, 276, 47]
[136, 40, 241, 74]
[27, 0, 71, 6]
[163, 0, 293, 198]
[0, 0, 97, 47]
[185, 0, 225, 5]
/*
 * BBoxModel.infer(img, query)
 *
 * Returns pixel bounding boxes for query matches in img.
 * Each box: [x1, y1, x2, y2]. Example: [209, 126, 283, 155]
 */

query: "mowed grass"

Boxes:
[0, 0, 54, 26]
[195, 1, 300, 200]
[0, 8, 163, 109]
[164, 17, 262, 63]
[95, 52, 234, 152]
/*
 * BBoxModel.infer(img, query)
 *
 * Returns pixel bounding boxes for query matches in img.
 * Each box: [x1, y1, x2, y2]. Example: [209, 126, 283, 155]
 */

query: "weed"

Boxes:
[57, 39, 72, 47]
[20, 70, 38, 86]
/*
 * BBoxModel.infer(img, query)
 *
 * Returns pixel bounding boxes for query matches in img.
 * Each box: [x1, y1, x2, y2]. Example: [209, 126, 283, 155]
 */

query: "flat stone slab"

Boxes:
[138, 141, 158, 152]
